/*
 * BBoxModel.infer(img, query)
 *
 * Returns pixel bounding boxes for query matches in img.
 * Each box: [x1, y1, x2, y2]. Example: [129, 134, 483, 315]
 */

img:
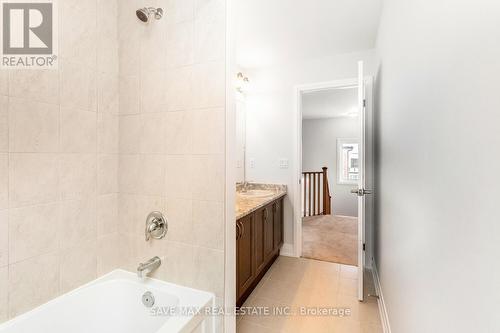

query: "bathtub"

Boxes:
[0, 270, 215, 333]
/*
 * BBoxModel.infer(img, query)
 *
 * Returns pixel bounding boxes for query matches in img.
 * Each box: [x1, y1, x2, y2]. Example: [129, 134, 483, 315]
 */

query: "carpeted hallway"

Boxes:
[302, 215, 358, 266]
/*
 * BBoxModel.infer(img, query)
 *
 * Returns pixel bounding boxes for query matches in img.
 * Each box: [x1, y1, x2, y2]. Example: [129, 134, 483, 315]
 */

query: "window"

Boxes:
[337, 138, 360, 185]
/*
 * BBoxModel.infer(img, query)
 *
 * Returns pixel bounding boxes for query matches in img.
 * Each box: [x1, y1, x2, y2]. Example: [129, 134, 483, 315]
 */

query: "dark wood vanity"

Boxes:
[236, 196, 284, 307]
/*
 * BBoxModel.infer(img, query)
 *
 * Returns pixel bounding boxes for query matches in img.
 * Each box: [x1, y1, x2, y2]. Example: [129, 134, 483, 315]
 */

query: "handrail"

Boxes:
[302, 167, 332, 217]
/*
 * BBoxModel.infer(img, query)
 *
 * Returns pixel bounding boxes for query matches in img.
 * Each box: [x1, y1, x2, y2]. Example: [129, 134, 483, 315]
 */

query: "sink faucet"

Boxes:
[137, 256, 161, 278]
[241, 181, 249, 192]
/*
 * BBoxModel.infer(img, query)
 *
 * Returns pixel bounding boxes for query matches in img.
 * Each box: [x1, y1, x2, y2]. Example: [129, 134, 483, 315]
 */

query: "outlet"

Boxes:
[279, 159, 289, 169]
[249, 159, 255, 169]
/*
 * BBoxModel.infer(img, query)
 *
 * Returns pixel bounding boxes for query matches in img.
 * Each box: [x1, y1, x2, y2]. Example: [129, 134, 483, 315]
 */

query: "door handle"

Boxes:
[236, 222, 241, 240]
[351, 188, 373, 196]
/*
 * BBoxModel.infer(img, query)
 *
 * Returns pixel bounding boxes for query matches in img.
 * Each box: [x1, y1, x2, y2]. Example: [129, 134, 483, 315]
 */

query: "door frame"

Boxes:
[292, 77, 374, 262]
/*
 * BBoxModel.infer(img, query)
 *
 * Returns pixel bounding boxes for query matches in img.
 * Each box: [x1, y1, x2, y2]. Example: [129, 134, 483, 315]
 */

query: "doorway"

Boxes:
[293, 69, 374, 301]
[301, 86, 360, 266]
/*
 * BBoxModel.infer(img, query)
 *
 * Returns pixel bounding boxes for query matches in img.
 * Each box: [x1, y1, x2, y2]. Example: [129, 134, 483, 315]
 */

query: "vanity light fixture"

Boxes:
[236, 72, 249, 93]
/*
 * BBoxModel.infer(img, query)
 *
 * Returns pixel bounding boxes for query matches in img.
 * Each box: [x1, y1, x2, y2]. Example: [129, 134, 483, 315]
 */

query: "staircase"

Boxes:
[302, 167, 332, 217]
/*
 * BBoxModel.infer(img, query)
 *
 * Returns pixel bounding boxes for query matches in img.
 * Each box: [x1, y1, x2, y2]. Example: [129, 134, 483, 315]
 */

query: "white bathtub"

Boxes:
[0, 270, 215, 333]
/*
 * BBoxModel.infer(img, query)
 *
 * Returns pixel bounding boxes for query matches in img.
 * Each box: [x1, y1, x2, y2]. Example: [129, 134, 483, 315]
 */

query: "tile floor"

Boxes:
[237, 256, 382, 333]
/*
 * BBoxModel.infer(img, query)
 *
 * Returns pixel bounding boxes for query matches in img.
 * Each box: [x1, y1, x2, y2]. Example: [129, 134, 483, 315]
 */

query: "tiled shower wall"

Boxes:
[0, 0, 226, 324]
[0, 0, 120, 321]
[117, 0, 226, 304]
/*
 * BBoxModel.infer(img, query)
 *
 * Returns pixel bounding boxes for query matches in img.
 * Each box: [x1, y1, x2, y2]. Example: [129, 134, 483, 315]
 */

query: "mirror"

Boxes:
[235, 93, 246, 183]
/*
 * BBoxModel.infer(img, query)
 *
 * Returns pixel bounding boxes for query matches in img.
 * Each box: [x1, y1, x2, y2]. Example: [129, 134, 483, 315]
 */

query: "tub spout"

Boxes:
[137, 256, 161, 278]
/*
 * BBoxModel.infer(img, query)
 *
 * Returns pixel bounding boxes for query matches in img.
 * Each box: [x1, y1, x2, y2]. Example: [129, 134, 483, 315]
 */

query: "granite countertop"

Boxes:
[235, 183, 287, 220]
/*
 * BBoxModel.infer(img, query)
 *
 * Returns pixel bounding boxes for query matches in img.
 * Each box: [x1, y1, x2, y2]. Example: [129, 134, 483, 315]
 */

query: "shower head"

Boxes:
[136, 7, 163, 23]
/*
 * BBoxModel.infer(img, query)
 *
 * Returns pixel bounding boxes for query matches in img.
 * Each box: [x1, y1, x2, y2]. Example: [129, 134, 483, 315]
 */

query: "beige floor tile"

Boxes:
[237, 321, 281, 333]
[237, 256, 382, 333]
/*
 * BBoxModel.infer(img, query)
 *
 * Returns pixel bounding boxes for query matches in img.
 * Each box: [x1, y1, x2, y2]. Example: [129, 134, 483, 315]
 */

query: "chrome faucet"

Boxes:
[137, 256, 161, 278]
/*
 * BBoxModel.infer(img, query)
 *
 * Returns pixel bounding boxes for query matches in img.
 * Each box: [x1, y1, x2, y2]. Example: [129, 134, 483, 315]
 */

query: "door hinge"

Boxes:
[363, 243, 366, 251]
[363, 99, 366, 107]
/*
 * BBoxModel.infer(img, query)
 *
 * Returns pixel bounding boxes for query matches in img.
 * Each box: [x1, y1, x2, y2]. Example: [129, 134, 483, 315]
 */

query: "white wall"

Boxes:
[302, 117, 359, 217]
[245, 50, 377, 251]
[374, 1, 500, 332]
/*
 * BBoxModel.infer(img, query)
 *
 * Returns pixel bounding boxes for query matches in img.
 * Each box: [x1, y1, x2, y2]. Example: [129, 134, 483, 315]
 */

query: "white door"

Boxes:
[354, 61, 370, 301]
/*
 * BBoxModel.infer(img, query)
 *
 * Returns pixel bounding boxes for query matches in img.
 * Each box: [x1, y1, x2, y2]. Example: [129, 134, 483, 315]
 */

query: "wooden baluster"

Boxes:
[312, 173, 316, 215]
[322, 167, 328, 215]
[308, 173, 312, 216]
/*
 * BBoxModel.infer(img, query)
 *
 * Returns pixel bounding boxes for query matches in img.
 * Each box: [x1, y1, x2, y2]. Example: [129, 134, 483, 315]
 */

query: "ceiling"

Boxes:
[302, 88, 358, 119]
[234, 0, 382, 68]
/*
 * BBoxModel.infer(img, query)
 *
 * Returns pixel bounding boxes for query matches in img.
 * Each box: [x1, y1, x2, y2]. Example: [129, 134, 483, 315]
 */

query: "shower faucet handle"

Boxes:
[145, 211, 168, 241]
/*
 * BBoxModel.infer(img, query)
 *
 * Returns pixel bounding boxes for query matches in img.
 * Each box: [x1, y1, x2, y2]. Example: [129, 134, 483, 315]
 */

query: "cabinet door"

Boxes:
[253, 208, 266, 274]
[263, 204, 274, 259]
[237, 215, 254, 298]
[273, 199, 284, 250]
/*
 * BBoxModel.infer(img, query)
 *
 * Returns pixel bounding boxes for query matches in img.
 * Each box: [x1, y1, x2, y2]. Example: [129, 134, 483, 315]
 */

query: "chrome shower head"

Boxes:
[136, 7, 163, 23]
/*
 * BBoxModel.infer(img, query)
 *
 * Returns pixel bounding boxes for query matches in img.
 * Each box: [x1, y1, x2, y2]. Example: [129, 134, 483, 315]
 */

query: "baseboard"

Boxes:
[372, 259, 392, 333]
[279, 243, 294, 257]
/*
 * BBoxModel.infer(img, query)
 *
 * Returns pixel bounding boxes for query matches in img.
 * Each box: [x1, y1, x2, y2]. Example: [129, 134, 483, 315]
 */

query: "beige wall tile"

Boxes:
[192, 62, 225, 109]
[60, 0, 97, 67]
[166, 0, 194, 24]
[164, 111, 192, 154]
[194, 0, 224, 22]
[98, 35, 119, 75]
[98, 113, 119, 154]
[60, 240, 97, 293]
[165, 155, 192, 199]
[0, 71, 7, 96]
[9, 203, 60, 264]
[60, 198, 97, 250]
[140, 113, 166, 154]
[119, 194, 164, 235]
[140, 70, 167, 113]
[97, 233, 130, 275]
[59, 154, 97, 201]
[165, 198, 193, 243]
[0, 96, 7, 152]
[8, 253, 60, 318]
[97, 194, 118, 236]
[97, 73, 119, 115]
[165, 21, 194, 68]
[192, 109, 224, 154]
[192, 246, 224, 296]
[165, 67, 193, 111]
[97, 0, 119, 74]
[119, 115, 141, 154]
[140, 154, 166, 197]
[119, 154, 141, 194]
[98, 154, 118, 194]
[141, 21, 167, 72]
[9, 70, 59, 105]
[0, 211, 7, 267]
[160, 242, 195, 286]
[9, 98, 59, 153]
[192, 200, 223, 250]
[60, 62, 97, 111]
[119, 76, 140, 115]
[60, 107, 97, 153]
[191, 154, 224, 201]
[0, 266, 7, 322]
[9, 153, 59, 208]
[194, 10, 224, 63]
[0, 154, 7, 209]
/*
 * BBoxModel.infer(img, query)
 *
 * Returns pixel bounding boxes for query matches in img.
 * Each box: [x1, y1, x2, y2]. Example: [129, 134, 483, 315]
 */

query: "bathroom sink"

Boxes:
[237, 190, 276, 198]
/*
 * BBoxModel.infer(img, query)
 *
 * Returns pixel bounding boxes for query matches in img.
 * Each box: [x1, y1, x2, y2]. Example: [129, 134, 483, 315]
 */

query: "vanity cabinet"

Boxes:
[236, 197, 284, 307]
[236, 214, 254, 298]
